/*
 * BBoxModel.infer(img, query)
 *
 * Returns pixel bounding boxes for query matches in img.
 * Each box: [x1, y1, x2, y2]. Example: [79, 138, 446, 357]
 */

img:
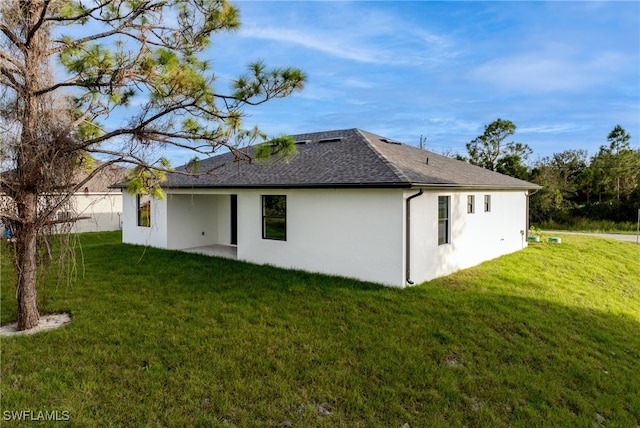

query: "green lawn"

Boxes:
[533, 218, 639, 233]
[1, 232, 639, 427]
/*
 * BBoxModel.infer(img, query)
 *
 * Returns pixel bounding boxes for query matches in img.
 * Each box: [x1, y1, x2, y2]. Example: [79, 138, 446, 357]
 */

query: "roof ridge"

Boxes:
[354, 129, 411, 184]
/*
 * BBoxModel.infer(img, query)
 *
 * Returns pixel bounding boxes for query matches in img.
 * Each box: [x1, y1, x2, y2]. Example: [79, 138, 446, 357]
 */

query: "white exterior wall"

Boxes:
[120, 187, 530, 287]
[216, 195, 232, 246]
[72, 192, 123, 233]
[167, 194, 217, 249]
[238, 188, 405, 286]
[2, 192, 122, 235]
[407, 189, 528, 284]
[122, 191, 168, 248]
[164, 193, 233, 249]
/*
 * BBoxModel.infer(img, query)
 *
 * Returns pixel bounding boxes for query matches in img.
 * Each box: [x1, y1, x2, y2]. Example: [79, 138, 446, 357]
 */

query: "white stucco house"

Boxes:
[1, 163, 127, 237]
[120, 129, 540, 287]
[65, 163, 128, 233]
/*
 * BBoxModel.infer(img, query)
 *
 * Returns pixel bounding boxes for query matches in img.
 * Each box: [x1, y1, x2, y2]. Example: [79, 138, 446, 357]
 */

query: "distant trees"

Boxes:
[529, 150, 589, 223]
[580, 125, 640, 221]
[462, 121, 640, 226]
[529, 125, 640, 224]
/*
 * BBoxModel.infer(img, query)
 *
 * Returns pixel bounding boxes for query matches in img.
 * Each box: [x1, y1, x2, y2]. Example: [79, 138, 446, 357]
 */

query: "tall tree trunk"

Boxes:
[15, 192, 40, 331]
[13, 1, 46, 331]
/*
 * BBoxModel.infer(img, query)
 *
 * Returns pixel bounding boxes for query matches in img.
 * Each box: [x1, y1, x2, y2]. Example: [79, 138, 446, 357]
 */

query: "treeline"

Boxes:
[458, 120, 640, 228]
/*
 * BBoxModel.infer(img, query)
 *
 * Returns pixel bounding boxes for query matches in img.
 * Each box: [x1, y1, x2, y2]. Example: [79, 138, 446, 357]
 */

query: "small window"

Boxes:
[467, 195, 475, 214]
[137, 194, 151, 227]
[438, 196, 450, 245]
[57, 202, 73, 221]
[57, 211, 73, 221]
[262, 195, 286, 240]
[484, 195, 491, 212]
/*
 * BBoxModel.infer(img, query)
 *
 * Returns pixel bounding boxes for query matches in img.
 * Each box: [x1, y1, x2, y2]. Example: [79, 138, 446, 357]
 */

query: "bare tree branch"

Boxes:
[26, 0, 52, 45]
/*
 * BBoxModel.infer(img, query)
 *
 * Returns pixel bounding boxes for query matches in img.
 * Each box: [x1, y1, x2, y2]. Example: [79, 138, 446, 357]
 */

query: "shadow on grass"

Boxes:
[1, 236, 639, 426]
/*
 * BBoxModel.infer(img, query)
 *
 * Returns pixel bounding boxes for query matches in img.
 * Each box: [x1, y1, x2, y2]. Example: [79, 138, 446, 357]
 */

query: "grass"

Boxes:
[1, 232, 639, 427]
[533, 218, 639, 233]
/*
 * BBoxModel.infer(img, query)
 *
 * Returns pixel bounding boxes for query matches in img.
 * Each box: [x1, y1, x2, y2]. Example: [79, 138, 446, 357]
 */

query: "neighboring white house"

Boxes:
[64, 163, 128, 233]
[2, 163, 128, 237]
[120, 129, 540, 287]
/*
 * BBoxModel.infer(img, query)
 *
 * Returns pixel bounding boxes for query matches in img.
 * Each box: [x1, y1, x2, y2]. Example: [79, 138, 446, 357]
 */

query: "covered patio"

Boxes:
[164, 193, 238, 255]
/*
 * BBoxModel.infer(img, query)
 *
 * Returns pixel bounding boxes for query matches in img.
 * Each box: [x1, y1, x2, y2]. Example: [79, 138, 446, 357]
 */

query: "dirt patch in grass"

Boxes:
[0, 312, 71, 337]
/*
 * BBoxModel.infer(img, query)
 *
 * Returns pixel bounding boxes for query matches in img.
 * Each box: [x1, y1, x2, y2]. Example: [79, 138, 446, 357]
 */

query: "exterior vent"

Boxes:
[317, 137, 342, 143]
[381, 138, 401, 145]
[295, 140, 311, 145]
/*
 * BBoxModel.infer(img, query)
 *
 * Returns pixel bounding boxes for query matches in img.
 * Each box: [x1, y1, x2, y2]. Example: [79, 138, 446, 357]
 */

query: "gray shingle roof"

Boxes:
[162, 128, 540, 190]
[80, 162, 129, 192]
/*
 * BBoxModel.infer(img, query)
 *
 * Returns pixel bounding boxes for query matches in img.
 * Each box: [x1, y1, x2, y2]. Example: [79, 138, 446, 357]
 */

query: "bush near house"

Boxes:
[1, 232, 638, 426]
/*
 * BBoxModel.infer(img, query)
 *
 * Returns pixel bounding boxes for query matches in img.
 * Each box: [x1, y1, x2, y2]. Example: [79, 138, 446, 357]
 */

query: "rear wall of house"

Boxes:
[406, 189, 528, 284]
[122, 192, 168, 248]
[238, 188, 405, 286]
[121, 187, 529, 287]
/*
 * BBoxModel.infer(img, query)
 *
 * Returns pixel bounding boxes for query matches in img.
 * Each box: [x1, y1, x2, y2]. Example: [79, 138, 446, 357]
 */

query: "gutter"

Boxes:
[405, 189, 424, 285]
[114, 181, 542, 191]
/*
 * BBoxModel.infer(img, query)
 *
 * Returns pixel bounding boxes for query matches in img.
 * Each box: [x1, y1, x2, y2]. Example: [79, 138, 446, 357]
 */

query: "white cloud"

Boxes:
[238, 6, 457, 67]
[469, 49, 629, 93]
[342, 78, 376, 89]
[295, 84, 343, 102]
[240, 26, 381, 63]
[425, 117, 482, 135]
[519, 123, 586, 135]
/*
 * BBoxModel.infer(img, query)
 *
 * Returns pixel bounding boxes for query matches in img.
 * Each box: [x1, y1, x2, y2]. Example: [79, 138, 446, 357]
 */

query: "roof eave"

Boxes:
[160, 182, 412, 190]
[409, 183, 542, 191]
[142, 181, 541, 191]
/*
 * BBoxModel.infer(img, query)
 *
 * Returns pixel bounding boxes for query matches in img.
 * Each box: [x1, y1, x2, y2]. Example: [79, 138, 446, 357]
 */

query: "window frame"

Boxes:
[467, 195, 475, 214]
[484, 194, 491, 212]
[438, 195, 450, 245]
[56, 201, 74, 222]
[262, 195, 287, 241]
[137, 194, 151, 227]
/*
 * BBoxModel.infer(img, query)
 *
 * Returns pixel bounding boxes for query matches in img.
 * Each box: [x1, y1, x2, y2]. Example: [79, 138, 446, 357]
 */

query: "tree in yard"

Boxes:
[0, 0, 305, 331]
[585, 125, 640, 220]
[465, 118, 532, 179]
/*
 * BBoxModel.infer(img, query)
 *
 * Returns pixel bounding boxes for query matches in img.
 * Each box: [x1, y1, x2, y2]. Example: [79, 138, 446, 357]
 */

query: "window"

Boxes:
[137, 194, 151, 227]
[262, 195, 286, 240]
[438, 196, 450, 245]
[57, 211, 73, 221]
[56, 201, 73, 221]
[467, 195, 475, 214]
[484, 195, 491, 212]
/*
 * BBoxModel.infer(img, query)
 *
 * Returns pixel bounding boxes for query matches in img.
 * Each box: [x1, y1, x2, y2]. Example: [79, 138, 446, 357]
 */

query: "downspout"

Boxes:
[405, 189, 424, 285]
[525, 189, 539, 235]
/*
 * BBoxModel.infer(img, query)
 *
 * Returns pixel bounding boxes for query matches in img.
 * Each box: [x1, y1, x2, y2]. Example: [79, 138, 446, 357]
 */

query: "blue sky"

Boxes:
[184, 0, 640, 166]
